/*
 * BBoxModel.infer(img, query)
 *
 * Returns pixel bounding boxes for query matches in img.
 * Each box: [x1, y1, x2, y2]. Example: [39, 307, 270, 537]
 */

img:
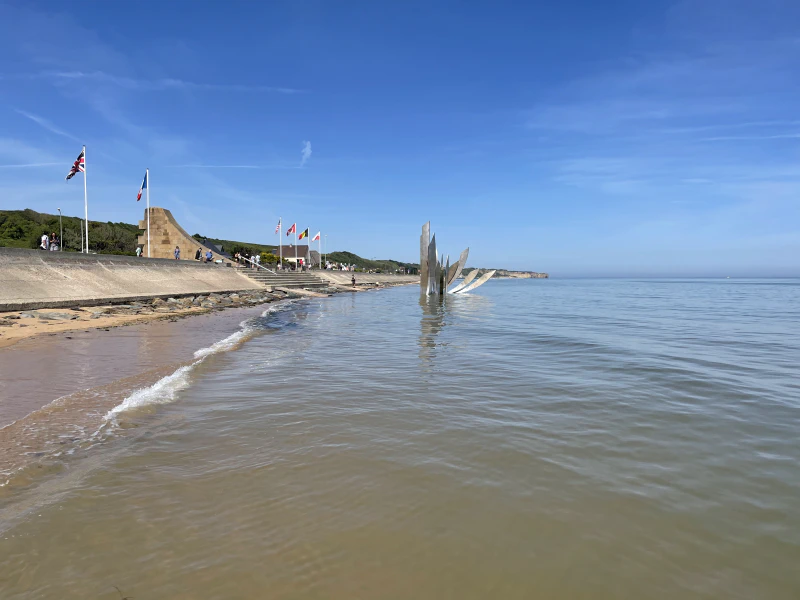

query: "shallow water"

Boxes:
[1, 279, 800, 599]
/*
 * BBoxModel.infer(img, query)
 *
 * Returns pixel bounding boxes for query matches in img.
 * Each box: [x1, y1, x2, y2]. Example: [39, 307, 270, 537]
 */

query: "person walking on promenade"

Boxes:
[40, 232, 49, 250]
[174, 245, 181, 260]
[255, 253, 261, 269]
[135, 246, 142, 257]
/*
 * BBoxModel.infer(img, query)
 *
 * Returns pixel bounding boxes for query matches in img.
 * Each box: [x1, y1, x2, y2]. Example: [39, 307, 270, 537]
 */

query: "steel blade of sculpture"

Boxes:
[420, 222, 430, 290]
[427, 234, 439, 295]
[447, 248, 469, 287]
[448, 268, 479, 293]
[459, 270, 497, 293]
[420, 223, 492, 296]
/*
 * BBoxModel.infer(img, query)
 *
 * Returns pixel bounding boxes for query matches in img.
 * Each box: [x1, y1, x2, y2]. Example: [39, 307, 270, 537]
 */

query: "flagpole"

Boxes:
[146, 168, 151, 258]
[82, 145, 88, 253]
[279, 217, 282, 269]
[318, 234, 321, 269]
[295, 228, 298, 270]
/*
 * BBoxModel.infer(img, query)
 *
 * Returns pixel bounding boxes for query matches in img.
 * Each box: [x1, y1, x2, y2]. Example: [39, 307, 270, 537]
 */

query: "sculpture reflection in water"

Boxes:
[420, 221, 495, 296]
[418, 287, 492, 370]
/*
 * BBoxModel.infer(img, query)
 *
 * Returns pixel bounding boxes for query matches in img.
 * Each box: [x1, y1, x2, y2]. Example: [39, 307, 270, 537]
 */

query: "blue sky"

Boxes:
[1, 0, 799, 276]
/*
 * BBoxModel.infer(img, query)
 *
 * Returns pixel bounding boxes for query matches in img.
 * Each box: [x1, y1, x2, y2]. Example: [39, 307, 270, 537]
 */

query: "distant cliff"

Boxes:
[463, 268, 548, 279]
[493, 270, 549, 279]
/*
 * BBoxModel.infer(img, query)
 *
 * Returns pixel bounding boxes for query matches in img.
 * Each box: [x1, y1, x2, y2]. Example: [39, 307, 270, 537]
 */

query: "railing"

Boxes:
[238, 256, 278, 275]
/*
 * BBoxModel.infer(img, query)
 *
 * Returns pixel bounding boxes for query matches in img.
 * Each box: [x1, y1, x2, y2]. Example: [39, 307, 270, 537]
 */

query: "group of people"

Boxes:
[40, 232, 60, 251]
[234, 251, 261, 269]
[325, 262, 354, 271]
[192, 247, 215, 263]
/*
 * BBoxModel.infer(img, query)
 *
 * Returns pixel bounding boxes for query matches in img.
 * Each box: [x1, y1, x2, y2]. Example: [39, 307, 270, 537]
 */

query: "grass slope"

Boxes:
[0, 209, 140, 254]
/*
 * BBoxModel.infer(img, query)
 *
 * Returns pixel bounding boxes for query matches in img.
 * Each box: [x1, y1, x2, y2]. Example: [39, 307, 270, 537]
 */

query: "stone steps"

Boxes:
[239, 270, 329, 289]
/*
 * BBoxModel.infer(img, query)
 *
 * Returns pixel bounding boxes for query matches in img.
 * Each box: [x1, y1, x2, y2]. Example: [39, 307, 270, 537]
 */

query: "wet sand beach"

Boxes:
[2, 280, 799, 599]
[0, 301, 292, 491]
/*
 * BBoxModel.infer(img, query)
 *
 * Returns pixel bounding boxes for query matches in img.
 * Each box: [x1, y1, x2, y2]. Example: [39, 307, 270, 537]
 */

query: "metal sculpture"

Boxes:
[420, 222, 495, 296]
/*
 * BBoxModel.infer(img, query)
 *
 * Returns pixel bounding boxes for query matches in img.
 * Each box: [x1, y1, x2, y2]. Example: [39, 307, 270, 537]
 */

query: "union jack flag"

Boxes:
[65, 148, 85, 181]
[275, 218, 281, 234]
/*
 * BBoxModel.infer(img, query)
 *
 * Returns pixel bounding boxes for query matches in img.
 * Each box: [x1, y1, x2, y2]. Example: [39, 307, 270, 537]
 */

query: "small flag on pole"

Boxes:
[137, 171, 148, 201]
[286, 223, 296, 236]
[312, 231, 320, 242]
[298, 228, 309, 240]
[275, 218, 281, 234]
[65, 149, 85, 181]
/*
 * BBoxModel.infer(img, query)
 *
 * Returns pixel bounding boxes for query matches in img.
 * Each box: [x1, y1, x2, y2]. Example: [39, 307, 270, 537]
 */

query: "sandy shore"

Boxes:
[0, 306, 209, 349]
[0, 288, 307, 350]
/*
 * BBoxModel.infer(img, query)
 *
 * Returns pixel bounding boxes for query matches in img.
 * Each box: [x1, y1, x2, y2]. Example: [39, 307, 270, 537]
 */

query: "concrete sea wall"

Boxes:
[0, 248, 262, 311]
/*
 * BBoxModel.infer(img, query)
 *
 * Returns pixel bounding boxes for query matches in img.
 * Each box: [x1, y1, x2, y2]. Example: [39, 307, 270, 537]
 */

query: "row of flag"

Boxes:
[65, 146, 321, 258]
[276, 219, 320, 241]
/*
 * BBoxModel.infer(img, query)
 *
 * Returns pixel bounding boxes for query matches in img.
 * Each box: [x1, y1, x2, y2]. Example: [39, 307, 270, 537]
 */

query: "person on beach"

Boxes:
[195, 248, 202, 261]
[174, 246, 180, 260]
[205, 250, 213, 263]
[352, 274, 356, 287]
[135, 246, 142, 257]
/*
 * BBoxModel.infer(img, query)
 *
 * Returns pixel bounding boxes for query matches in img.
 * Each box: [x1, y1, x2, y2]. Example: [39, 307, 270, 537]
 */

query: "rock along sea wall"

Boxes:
[0, 248, 262, 311]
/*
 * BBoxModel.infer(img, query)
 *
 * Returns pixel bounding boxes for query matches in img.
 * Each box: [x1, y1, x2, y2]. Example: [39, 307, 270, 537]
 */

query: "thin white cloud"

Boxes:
[166, 164, 301, 170]
[301, 141, 312, 167]
[37, 70, 301, 94]
[169, 164, 263, 169]
[700, 133, 800, 141]
[14, 109, 81, 142]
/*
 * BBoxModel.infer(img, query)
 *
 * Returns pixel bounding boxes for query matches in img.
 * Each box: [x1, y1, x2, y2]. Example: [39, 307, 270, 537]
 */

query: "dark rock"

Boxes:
[36, 312, 79, 321]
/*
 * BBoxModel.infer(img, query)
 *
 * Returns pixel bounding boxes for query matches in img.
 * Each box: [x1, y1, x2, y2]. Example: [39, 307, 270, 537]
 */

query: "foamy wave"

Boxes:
[193, 321, 252, 359]
[105, 364, 195, 420]
[261, 298, 296, 317]
[105, 300, 296, 421]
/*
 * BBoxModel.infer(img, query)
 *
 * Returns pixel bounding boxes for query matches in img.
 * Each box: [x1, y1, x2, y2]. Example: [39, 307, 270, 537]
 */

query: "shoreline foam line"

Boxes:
[104, 299, 302, 422]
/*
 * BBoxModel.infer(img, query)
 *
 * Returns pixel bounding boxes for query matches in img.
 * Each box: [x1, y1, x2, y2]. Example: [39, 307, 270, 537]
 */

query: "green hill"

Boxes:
[0, 209, 419, 272]
[325, 251, 416, 273]
[0, 209, 140, 254]
[190, 234, 277, 257]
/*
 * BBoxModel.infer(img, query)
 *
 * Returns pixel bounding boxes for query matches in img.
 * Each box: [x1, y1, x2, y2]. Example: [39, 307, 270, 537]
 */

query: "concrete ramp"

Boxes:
[139, 207, 231, 263]
[317, 273, 417, 286]
[0, 249, 262, 311]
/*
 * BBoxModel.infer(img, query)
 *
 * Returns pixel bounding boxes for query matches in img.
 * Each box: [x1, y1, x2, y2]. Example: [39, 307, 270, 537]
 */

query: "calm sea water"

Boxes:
[1, 279, 800, 599]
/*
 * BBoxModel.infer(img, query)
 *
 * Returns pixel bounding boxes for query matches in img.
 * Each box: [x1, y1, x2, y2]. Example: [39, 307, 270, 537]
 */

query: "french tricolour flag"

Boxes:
[137, 171, 148, 201]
